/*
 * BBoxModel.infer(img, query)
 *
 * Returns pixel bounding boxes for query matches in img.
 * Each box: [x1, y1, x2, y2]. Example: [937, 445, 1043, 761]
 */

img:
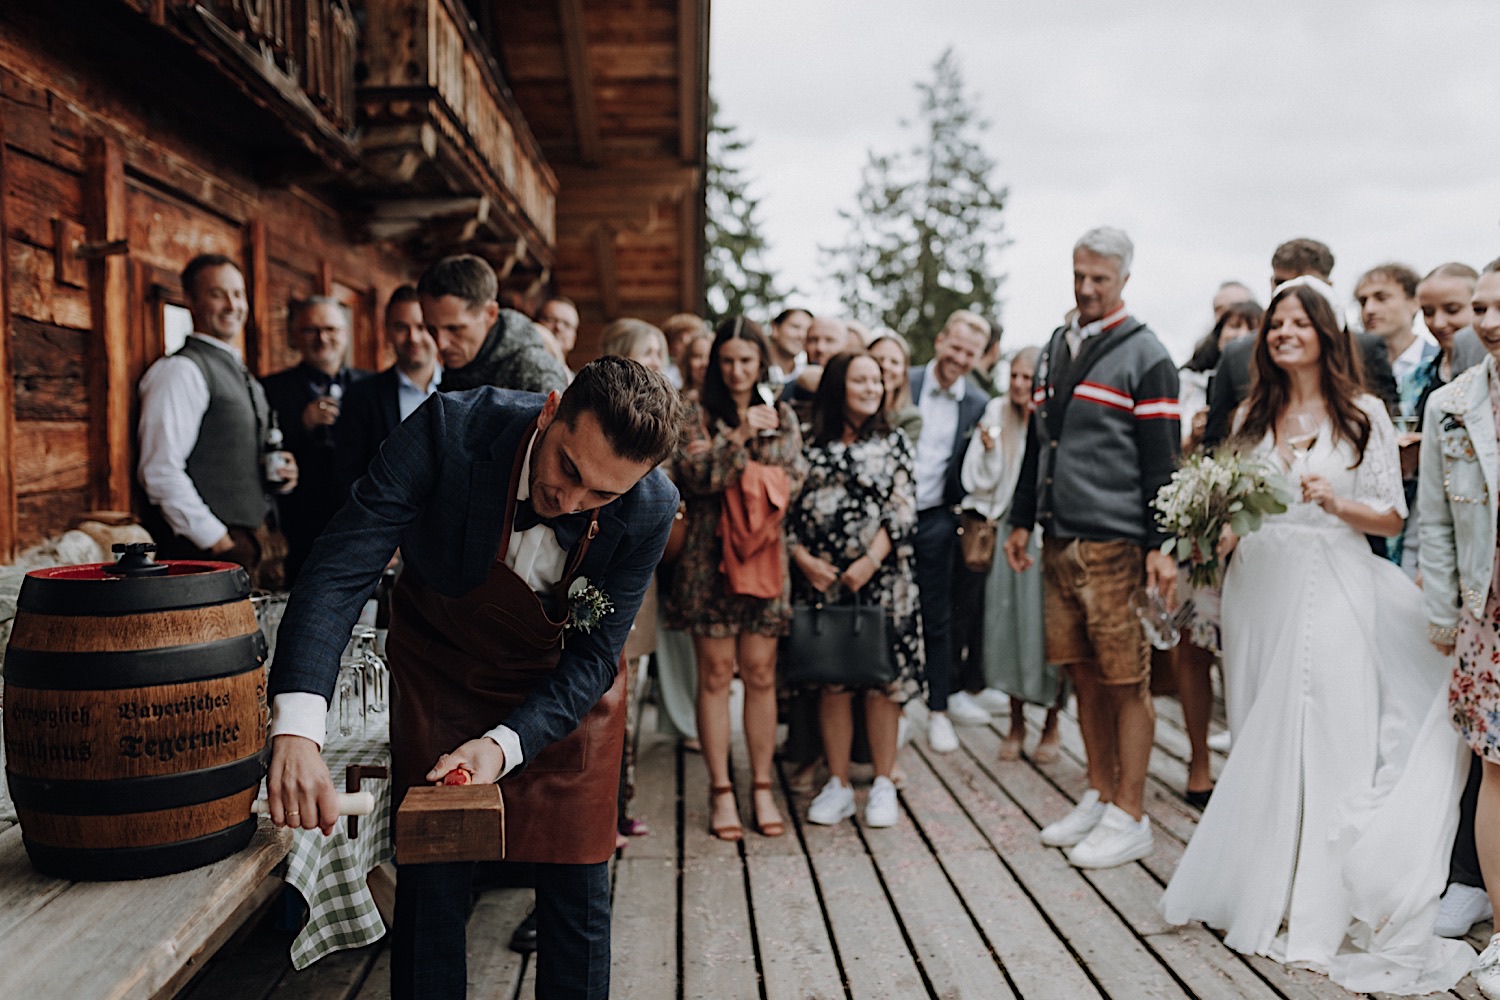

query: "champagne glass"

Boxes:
[754, 382, 780, 437]
[1128, 586, 1180, 650]
[1285, 413, 1320, 473]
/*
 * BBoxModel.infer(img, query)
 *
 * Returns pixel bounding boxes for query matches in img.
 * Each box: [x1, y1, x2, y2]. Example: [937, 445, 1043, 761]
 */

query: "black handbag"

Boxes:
[784, 591, 895, 688]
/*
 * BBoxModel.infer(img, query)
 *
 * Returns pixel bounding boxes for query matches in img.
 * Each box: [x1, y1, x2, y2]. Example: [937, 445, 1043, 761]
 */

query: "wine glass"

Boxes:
[1128, 586, 1180, 650]
[754, 382, 780, 437]
[1284, 413, 1320, 473]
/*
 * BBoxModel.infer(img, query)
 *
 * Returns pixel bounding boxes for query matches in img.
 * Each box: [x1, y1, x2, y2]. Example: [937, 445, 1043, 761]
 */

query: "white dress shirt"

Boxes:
[1064, 303, 1130, 359]
[270, 430, 567, 779]
[395, 364, 441, 422]
[915, 361, 965, 511]
[136, 333, 243, 549]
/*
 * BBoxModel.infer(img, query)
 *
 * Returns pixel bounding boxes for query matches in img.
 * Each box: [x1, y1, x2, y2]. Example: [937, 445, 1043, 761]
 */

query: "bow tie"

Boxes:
[514, 497, 590, 550]
[930, 385, 957, 400]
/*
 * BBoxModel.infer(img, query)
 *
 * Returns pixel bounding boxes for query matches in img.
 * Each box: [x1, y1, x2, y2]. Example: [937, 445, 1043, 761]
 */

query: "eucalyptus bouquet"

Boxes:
[1152, 450, 1293, 588]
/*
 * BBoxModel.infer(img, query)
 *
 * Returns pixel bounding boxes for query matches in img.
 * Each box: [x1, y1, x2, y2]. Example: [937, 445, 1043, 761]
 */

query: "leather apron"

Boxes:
[385, 421, 627, 864]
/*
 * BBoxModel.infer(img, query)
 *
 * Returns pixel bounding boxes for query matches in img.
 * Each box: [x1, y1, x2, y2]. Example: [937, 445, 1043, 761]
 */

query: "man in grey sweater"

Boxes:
[1005, 227, 1179, 870]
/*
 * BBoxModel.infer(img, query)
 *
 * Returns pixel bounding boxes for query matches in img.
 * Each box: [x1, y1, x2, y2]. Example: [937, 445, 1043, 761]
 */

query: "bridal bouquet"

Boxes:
[1152, 451, 1292, 588]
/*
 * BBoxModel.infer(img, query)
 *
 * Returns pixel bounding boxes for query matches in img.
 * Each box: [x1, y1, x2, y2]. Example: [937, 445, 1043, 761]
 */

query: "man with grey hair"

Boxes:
[262, 294, 371, 583]
[1005, 226, 1179, 869]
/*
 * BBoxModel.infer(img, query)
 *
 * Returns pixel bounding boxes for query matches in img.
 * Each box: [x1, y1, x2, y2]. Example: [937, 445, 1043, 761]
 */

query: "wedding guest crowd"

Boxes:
[143, 223, 1500, 999]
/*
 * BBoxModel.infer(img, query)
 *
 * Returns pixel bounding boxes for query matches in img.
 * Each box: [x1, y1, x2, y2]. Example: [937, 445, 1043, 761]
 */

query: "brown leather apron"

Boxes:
[385, 422, 627, 864]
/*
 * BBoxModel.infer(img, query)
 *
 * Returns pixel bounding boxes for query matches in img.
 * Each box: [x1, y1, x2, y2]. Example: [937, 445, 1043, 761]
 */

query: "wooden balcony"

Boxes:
[356, 0, 557, 268]
[103, 0, 361, 169]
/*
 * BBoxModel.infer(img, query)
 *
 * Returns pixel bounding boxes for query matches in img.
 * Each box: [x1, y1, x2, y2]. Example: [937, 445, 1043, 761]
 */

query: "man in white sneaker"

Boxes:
[909, 312, 992, 752]
[1004, 227, 1180, 869]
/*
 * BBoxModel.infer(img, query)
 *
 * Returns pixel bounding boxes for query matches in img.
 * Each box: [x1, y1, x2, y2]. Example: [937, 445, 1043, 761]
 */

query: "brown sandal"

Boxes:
[751, 780, 785, 837]
[709, 785, 743, 842]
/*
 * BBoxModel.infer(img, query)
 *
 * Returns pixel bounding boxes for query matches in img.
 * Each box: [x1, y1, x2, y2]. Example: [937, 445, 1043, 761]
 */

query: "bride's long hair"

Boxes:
[1231, 283, 1371, 466]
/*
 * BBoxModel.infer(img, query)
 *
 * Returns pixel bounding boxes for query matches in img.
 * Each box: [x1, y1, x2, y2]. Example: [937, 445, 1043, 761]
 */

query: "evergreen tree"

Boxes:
[703, 99, 787, 322]
[822, 49, 1008, 362]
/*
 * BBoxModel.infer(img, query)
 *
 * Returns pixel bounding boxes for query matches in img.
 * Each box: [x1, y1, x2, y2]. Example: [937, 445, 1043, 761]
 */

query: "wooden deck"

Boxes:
[167, 692, 1492, 999]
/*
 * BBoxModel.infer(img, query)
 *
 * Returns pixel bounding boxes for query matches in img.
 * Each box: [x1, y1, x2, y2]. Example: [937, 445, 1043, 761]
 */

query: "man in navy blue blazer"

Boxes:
[266, 358, 683, 1000]
[908, 312, 992, 753]
[333, 285, 441, 491]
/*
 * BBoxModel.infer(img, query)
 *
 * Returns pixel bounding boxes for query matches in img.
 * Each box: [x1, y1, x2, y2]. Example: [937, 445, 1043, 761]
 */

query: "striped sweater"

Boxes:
[1009, 311, 1181, 548]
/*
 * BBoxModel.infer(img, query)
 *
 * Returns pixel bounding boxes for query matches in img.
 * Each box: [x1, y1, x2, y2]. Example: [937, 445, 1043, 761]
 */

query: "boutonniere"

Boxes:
[566, 577, 614, 634]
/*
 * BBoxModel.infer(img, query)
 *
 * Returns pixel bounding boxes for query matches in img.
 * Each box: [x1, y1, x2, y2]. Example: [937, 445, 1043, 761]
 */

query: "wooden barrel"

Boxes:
[2, 548, 267, 880]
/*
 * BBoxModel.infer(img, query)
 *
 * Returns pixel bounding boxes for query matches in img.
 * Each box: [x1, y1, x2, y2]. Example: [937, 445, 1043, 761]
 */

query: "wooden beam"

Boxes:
[557, 0, 600, 165]
[677, 0, 708, 164]
[593, 227, 619, 319]
[680, 191, 702, 313]
[317, 259, 334, 297]
[246, 221, 269, 376]
[83, 135, 132, 513]
[0, 103, 16, 560]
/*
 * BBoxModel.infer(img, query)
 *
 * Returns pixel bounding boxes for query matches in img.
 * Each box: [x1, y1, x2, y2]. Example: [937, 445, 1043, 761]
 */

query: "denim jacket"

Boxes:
[1418, 355, 1499, 643]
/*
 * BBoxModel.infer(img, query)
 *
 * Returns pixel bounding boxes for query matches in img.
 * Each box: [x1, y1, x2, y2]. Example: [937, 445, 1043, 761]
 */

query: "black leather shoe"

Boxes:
[1184, 787, 1213, 809]
[508, 906, 538, 953]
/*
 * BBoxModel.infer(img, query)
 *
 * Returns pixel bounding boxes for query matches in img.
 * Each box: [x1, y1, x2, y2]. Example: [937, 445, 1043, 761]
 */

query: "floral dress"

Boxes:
[666, 401, 807, 637]
[786, 430, 925, 703]
[1451, 370, 1500, 763]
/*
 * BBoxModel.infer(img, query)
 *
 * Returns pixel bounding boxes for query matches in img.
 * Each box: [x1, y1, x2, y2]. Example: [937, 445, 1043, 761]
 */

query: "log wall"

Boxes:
[0, 12, 409, 557]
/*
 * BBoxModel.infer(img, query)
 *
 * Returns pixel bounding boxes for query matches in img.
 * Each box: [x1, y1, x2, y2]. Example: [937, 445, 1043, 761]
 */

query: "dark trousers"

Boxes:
[1450, 751, 1486, 890]
[392, 859, 611, 1000]
[915, 507, 959, 712]
[951, 560, 988, 694]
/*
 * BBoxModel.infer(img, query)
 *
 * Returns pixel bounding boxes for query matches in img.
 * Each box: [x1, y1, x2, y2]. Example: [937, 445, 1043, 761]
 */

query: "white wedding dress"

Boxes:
[1160, 396, 1473, 994]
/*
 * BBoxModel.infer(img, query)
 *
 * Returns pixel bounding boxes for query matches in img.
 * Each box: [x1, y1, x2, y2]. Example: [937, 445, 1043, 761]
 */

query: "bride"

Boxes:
[1159, 281, 1472, 994]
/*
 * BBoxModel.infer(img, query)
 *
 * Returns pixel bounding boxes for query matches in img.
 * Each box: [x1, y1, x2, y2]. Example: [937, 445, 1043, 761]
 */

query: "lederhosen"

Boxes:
[385, 420, 627, 864]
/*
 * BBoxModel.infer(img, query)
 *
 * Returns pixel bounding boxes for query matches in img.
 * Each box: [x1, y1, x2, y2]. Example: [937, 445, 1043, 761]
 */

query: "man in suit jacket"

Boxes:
[334, 285, 441, 491]
[261, 296, 371, 583]
[908, 311, 991, 753]
[266, 358, 682, 1000]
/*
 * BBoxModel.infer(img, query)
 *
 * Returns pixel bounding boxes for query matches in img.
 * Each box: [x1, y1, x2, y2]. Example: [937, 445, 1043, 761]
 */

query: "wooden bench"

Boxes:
[0, 818, 291, 1000]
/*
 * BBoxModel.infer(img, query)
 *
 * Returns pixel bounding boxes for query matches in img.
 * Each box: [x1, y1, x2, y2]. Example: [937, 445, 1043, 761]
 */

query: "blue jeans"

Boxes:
[392, 859, 611, 999]
[914, 507, 959, 712]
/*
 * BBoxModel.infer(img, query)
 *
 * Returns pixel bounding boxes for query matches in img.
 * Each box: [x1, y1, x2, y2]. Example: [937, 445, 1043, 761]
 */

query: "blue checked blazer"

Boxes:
[269, 387, 679, 765]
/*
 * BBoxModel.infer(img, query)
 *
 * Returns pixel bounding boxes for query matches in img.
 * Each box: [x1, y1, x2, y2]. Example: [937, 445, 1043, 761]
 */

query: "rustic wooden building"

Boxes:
[0, 0, 710, 561]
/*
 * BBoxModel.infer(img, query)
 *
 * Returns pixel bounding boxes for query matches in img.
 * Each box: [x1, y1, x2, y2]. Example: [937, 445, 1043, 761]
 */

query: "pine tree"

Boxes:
[703, 98, 787, 323]
[822, 49, 1008, 362]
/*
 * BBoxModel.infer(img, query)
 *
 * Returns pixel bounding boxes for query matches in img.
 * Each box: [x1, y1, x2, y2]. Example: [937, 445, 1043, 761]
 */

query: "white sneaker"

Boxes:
[946, 691, 992, 726]
[1436, 882, 1493, 938]
[1066, 804, 1153, 869]
[1474, 934, 1500, 999]
[1207, 730, 1232, 752]
[807, 777, 856, 825]
[1038, 789, 1105, 847]
[864, 776, 899, 828]
[928, 714, 959, 753]
[972, 687, 1012, 714]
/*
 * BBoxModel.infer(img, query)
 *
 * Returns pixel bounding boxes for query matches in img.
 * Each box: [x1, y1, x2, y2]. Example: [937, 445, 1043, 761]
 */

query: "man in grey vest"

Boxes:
[137, 254, 297, 579]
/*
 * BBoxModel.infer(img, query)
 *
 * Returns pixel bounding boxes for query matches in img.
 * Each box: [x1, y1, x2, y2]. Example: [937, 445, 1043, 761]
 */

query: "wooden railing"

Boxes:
[113, 0, 361, 139]
[360, 0, 557, 248]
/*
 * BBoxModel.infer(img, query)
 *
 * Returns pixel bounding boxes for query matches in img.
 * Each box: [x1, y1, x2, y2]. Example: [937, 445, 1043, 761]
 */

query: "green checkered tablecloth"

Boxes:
[271, 720, 394, 969]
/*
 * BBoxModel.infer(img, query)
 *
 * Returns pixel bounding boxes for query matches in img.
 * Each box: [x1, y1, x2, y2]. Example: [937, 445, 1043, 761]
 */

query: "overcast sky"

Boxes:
[709, 0, 1500, 361]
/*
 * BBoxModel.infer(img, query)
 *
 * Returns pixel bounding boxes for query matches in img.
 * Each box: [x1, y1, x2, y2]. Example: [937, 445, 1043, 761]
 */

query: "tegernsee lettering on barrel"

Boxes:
[119, 722, 242, 762]
[9, 704, 92, 728]
[117, 691, 232, 722]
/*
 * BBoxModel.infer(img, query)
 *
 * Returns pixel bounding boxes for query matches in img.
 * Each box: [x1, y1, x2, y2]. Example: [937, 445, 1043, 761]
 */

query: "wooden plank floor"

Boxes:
[170, 690, 1493, 999]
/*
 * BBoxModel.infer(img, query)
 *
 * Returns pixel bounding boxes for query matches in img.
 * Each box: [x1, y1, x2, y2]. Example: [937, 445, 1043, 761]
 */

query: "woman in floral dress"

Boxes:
[789, 352, 924, 828]
[668, 317, 806, 841]
[1419, 263, 1500, 998]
